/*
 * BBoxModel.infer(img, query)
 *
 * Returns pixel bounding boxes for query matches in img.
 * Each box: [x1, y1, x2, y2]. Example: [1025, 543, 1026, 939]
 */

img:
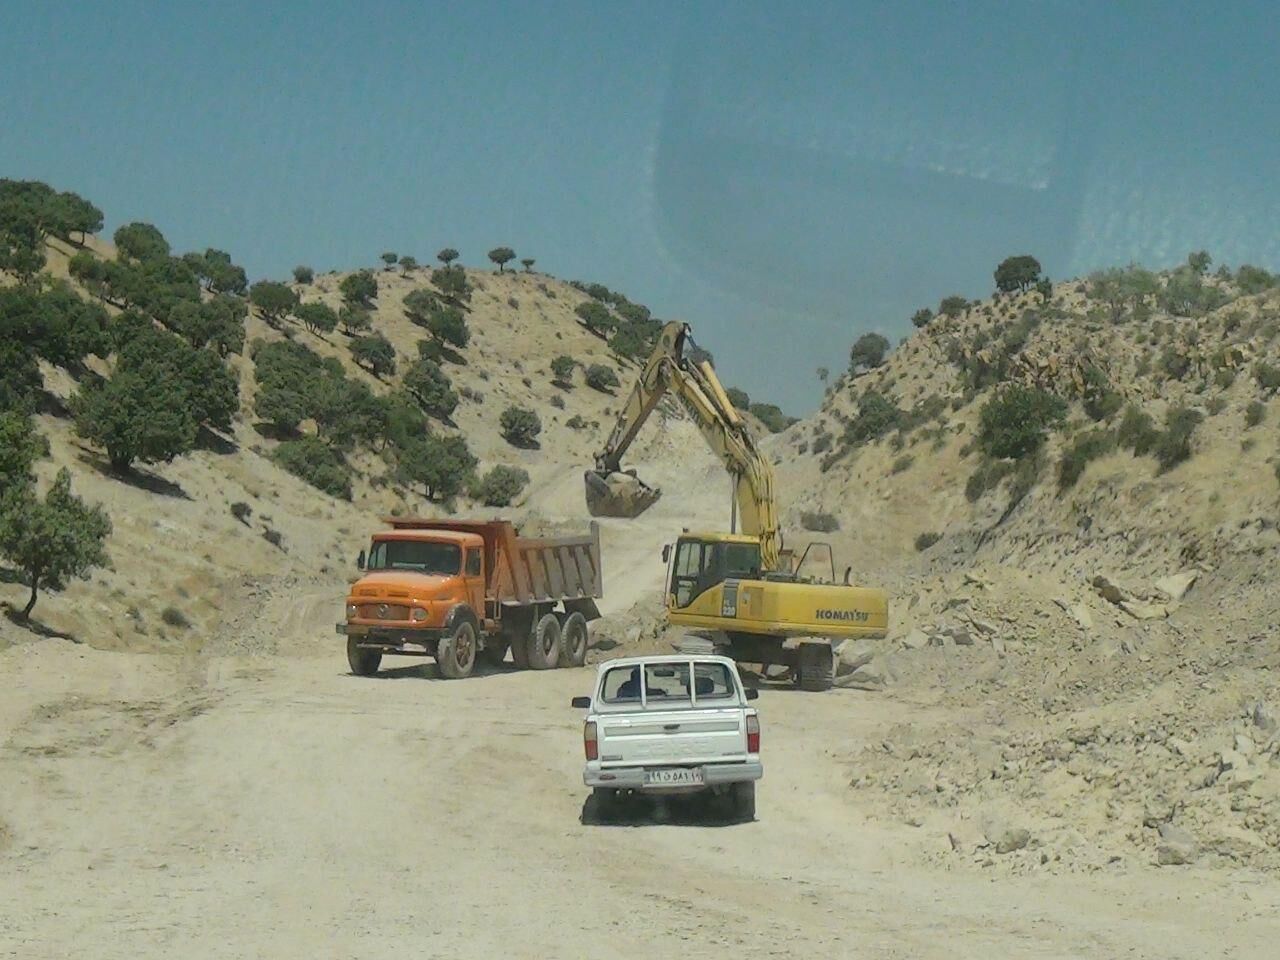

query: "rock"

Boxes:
[1119, 599, 1172, 620]
[990, 636, 1006, 656]
[950, 627, 975, 646]
[963, 572, 992, 589]
[625, 625, 643, 645]
[900, 628, 929, 651]
[835, 641, 875, 676]
[1167, 737, 1195, 759]
[1154, 570, 1198, 601]
[985, 825, 1031, 854]
[1091, 574, 1137, 605]
[969, 617, 998, 635]
[834, 657, 891, 690]
[1234, 734, 1256, 757]
[1253, 701, 1277, 735]
[1156, 823, 1198, 865]
[1219, 749, 1249, 773]
[1053, 596, 1093, 630]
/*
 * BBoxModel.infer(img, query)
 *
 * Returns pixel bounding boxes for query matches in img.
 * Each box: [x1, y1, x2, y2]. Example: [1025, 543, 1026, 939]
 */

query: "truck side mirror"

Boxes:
[356, 550, 366, 570]
[661, 544, 670, 564]
[744, 688, 759, 701]
[571, 696, 591, 709]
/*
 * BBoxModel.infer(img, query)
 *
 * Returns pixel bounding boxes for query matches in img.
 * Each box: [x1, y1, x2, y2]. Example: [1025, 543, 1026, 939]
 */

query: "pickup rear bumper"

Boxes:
[584, 760, 763, 791]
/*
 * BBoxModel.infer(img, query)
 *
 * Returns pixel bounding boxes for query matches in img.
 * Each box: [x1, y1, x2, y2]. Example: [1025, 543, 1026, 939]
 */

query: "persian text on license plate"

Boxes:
[644, 767, 703, 786]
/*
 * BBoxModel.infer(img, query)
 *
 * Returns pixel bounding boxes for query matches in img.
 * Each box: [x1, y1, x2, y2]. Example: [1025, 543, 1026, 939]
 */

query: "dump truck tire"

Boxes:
[479, 638, 509, 668]
[502, 609, 532, 669]
[347, 637, 381, 677]
[558, 611, 588, 667]
[797, 641, 833, 692]
[527, 613, 561, 670]
[731, 781, 756, 823]
[436, 620, 478, 679]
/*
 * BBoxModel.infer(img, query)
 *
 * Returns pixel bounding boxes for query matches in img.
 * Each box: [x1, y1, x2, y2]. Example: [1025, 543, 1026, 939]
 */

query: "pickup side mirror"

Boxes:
[571, 696, 591, 709]
[744, 688, 759, 701]
[356, 550, 366, 570]
[661, 544, 671, 564]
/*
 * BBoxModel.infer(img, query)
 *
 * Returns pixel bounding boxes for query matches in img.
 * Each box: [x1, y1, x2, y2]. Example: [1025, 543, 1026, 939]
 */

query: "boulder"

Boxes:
[900, 628, 929, 651]
[1252, 701, 1277, 735]
[983, 822, 1031, 854]
[1156, 823, 1198, 865]
[1154, 570, 1198, 602]
[835, 640, 875, 676]
[834, 656, 891, 690]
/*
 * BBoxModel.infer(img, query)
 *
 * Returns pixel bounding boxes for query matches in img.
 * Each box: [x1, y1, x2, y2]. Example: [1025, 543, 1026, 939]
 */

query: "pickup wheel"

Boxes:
[526, 613, 561, 670]
[797, 642, 834, 692]
[347, 637, 381, 677]
[436, 620, 478, 679]
[558, 611, 589, 668]
[731, 781, 756, 823]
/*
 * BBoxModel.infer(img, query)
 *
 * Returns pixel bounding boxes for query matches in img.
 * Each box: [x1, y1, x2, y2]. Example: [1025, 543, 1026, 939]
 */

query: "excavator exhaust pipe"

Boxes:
[583, 469, 662, 519]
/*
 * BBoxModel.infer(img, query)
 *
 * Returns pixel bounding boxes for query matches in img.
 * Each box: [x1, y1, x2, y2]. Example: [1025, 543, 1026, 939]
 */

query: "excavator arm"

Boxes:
[584, 321, 782, 571]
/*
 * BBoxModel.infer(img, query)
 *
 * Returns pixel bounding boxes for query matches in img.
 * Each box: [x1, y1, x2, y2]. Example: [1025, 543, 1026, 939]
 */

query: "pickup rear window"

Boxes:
[600, 661, 737, 705]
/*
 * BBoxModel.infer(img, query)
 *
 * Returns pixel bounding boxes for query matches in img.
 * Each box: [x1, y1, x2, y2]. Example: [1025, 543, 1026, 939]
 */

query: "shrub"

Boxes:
[1245, 400, 1266, 428]
[1254, 362, 1280, 396]
[939, 295, 968, 318]
[0, 411, 48, 491]
[1116, 405, 1160, 456]
[273, 438, 352, 499]
[749, 402, 791, 433]
[500, 406, 542, 447]
[891, 454, 914, 474]
[843, 391, 901, 445]
[726, 387, 750, 409]
[230, 501, 252, 525]
[976, 385, 1065, 460]
[1058, 429, 1116, 490]
[1081, 366, 1123, 422]
[849, 332, 890, 372]
[800, 511, 839, 533]
[811, 432, 832, 454]
[430, 266, 471, 304]
[585, 364, 620, 392]
[471, 465, 529, 507]
[293, 265, 314, 284]
[914, 531, 941, 551]
[1160, 346, 1192, 381]
[263, 528, 285, 550]
[911, 308, 933, 329]
[161, 606, 191, 629]
[551, 355, 576, 387]
[1235, 264, 1275, 295]
[566, 415, 588, 430]
[575, 301, 615, 333]
[1154, 406, 1203, 472]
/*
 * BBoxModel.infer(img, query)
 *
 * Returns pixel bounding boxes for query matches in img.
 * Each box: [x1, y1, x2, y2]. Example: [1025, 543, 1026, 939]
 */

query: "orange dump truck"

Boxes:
[337, 518, 603, 679]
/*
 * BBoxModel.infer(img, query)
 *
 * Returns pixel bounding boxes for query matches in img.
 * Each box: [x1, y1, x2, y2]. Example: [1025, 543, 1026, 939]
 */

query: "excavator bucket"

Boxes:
[583, 469, 662, 519]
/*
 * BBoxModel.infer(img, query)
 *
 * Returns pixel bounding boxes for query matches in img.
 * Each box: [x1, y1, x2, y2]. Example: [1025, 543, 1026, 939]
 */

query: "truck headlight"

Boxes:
[411, 608, 428, 622]
[346, 604, 358, 619]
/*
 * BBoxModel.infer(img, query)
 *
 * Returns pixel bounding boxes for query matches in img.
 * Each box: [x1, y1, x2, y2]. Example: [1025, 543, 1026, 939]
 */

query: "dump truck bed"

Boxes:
[382, 518, 602, 606]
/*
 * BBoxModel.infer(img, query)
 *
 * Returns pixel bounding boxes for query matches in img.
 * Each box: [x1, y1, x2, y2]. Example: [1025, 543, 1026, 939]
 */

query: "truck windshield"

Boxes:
[368, 539, 461, 575]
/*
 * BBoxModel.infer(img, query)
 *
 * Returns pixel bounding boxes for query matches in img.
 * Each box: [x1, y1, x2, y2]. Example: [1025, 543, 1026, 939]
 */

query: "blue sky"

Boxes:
[3, 0, 1278, 411]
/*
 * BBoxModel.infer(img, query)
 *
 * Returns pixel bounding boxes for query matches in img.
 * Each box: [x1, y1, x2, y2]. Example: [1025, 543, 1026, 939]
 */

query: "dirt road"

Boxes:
[3, 622, 1278, 960]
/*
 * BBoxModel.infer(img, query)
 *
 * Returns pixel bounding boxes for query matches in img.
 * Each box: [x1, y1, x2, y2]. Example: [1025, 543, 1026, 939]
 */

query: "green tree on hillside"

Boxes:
[430, 266, 471, 305]
[339, 305, 371, 335]
[500, 406, 541, 447]
[726, 387, 750, 409]
[911, 308, 933, 328]
[396, 434, 475, 501]
[168, 295, 247, 357]
[0, 412, 48, 492]
[977, 385, 1065, 460]
[249, 280, 298, 325]
[350, 333, 397, 377]
[520, 258, 535, 273]
[585, 364, 620, 392]
[938, 295, 967, 318]
[0, 468, 111, 620]
[471, 465, 529, 507]
[339, 270, 378, 308]
[399, 255, 418, 275]
[487, 247, 516, 272]
[551, 355, 576, 387]
[380, 251, 398, 270]
[575, 300, 614, 333]
[994, 254, 1042, 293]
[273, 438, 352, 500]
[295, 301, 339, 336]
[1187, 250, 1212, 275]
[187, 249, 248, 295]
[72, 368, 197, 471]
[113, 222, 170, 262]
[849, 332, 890, 372]
[55, 192, 103, 244]
[437, 247, 460, 267]
[293, 265, 314, 284]
[403, 288, 440, 326]
[404, 358, 459, 420]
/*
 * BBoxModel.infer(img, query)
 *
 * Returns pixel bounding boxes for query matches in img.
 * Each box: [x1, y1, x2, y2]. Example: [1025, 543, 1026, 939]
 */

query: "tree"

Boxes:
[295, 301, 339, 336]
[910, 308, 933, 328]
[994, 254, 1042, 294]
[0, 468, 110, 620]
[425, 304, 469, 350]
[849, 332, 890, 372]
[1035, 277, 1053, 303]
[293, 265, 314, 284]
[350, 333, 397, 377]
[749, 402, 791, 433]
[726, 387, 750, 409]
[73, 367, 197, 471]
[396, 434, 475, 501]
[430, 266, 471, 305]
[1187, 250, 1212, 275]
[550, 355, 576, 387]
[575, 300, 614, 333]
[0, 412, 48, 492]
[844, 392, 901, 443]
[471, 465, 529, 506]
[113, 222, 170, 262]
[520, 258, 535, 273]
[939, 295, 967, 318]
[249, 280, 298, 325]
[193, 249, 248, 295]
[403, 359, 458, 420]
[251, 339, 329, 433]
[500, 406, 541, 447]
[339, 270, 378, 308]
[169, 296, 246, 357]
[309, 377, 383, 450]
[273, 438, 352, 499]
[977, 385, 1065, 460]
[1235, 264, 1276, 296]
[380, 252, 398, 270]
[437, 248, 460, 267]
[339, 305, 371, 335]
[488, 247, 516, 272]
[399, 255, 418, 275]
[55, 192, 103, 243]
[403, 288, 440, 326]
[585, 364, 620, 392]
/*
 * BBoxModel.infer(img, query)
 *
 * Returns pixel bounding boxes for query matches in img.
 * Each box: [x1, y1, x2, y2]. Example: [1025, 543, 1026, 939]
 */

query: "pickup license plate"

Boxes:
[644, 767, 703, 786]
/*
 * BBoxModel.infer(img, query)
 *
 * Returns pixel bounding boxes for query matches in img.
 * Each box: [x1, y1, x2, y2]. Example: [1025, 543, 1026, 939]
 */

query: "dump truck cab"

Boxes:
[348, 528, 486, 632]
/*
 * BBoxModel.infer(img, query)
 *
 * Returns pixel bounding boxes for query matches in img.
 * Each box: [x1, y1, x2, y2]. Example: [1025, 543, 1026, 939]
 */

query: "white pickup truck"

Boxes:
[572, 654, 763, 822]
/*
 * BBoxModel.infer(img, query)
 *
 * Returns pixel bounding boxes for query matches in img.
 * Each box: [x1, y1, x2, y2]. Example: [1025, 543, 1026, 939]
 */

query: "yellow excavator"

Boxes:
[585, 321, 888, 690]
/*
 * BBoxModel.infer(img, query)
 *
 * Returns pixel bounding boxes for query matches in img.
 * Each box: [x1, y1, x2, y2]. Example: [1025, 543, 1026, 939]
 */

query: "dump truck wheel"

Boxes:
[527, 613, 561, 670]
[731, 781, 756, 823]
[346, 637, 381, 677]
[558, 611, 588, 668]
[436, 620, 478, 679]
[797, 642, 833, 692]
[479, 638, 509, 668]
[502, 609, 532, 669]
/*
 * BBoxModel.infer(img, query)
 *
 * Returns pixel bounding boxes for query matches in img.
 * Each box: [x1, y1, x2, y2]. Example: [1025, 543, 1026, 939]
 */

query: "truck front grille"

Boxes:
[359, 603, 410, 621]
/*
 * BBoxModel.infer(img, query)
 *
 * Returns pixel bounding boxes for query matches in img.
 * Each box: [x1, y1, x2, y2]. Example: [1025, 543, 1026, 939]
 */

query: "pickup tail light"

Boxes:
[746, 714, 760, 754]
[584, 720, 598, 760]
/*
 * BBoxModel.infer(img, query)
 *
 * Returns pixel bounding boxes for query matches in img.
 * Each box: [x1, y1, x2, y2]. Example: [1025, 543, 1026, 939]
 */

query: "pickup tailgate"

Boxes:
[597, 707, 748, 766]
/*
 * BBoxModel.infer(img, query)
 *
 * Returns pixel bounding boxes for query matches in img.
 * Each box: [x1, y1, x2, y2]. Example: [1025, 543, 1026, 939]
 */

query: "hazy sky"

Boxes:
[4, 0, 1278, 411]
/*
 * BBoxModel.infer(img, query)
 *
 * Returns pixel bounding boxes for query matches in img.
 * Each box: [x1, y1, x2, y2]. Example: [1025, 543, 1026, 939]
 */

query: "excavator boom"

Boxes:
[583, 322, 781, 570]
